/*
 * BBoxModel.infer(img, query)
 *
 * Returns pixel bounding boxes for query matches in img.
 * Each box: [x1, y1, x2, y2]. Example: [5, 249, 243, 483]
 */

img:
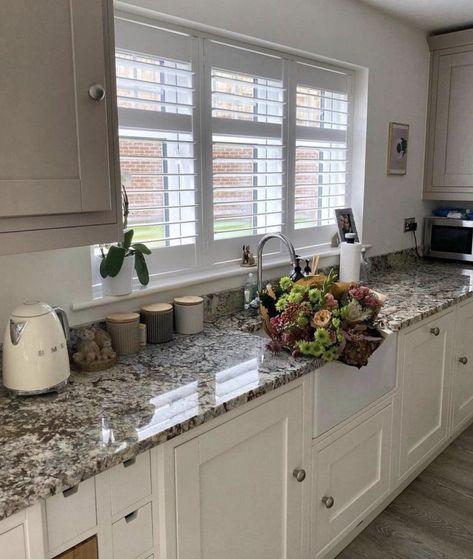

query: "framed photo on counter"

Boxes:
[335, 208, 359, 243]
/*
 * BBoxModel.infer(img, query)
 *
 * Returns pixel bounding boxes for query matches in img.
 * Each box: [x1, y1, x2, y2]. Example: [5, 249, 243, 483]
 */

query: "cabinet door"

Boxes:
[173, 387, 305, 559]
[452, 300, 473, 431]
[313, 404, 392, 556]
[398, 312, 453, 478]
[0, 525, 27, 559]
[431, 50, 473, 189]
[0, 0, 113, 218]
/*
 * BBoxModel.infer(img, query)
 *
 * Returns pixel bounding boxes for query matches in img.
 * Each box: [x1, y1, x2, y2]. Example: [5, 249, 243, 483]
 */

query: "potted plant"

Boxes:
[99, 187, 151, 296]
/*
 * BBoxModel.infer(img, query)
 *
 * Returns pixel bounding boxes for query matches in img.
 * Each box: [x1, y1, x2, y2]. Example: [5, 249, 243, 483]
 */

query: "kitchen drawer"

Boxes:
[110, 452, 152, 516]
[112, 502, 153, 559]
[0, 525, 26, 559]
[46, 477, 97, 553]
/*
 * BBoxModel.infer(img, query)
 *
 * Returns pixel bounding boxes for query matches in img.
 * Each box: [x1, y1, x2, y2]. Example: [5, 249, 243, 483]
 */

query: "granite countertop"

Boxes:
[2, 257, 473, 521]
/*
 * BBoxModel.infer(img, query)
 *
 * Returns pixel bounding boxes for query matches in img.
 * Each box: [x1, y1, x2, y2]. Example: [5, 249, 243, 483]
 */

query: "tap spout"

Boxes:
[256, 233, 298, 294]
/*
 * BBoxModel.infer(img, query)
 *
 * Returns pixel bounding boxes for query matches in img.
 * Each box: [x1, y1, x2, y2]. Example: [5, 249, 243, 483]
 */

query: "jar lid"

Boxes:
[141, 303, 173, 314]
[106, 312, 140, 324]
[173, 296, 203, 306]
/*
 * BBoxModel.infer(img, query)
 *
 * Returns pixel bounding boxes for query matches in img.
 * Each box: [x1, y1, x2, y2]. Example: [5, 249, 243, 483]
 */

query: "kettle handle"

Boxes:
[54, 307, 70, 348]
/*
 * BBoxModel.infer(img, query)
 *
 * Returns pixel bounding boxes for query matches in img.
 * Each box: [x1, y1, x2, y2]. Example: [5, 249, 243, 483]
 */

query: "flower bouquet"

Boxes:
[260, 270, 386, 368]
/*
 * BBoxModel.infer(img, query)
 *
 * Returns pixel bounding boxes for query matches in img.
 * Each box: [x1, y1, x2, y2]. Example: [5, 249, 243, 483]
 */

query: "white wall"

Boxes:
[0, 0, 432, 327]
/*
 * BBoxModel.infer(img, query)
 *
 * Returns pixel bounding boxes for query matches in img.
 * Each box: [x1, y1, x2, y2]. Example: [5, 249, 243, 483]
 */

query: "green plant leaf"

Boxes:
[104, 246, 126, 277]
[99, 256, 108, 278]
[131, 243, 152, 255]
[123, 229, 134, 250]
[135, 251, 149, 285]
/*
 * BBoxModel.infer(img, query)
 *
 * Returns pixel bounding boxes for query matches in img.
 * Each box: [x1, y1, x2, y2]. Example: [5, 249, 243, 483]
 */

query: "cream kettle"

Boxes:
[2, 301, 70, 395]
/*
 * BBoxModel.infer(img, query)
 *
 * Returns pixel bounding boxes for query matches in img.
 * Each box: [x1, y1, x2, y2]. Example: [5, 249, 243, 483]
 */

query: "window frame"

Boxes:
[104, 10, 355, 286]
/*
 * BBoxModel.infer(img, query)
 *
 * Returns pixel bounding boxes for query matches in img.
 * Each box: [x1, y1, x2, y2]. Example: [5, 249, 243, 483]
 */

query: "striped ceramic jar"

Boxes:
[141, 303, 174, 344]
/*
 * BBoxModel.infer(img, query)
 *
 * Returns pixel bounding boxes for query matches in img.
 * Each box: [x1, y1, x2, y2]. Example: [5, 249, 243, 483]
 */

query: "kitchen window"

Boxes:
[111, 14, 353, 281]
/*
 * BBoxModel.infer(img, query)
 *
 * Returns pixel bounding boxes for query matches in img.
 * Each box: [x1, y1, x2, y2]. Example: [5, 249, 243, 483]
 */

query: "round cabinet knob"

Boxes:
[88, 84, 106, 101]
[322, 495, 335, 509]
[459, 356, 469, 365]
[430, 327, 440, 336]
[292, 468, 306, 483]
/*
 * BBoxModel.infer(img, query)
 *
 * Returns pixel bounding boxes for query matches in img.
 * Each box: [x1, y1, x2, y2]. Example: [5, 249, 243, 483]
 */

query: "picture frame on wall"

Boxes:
[335, 208, 359, 243]
[387, 122, 409, 175]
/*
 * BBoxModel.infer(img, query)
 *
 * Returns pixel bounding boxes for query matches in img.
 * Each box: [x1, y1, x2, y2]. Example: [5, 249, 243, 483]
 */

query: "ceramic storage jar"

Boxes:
[106, 312, 140, 355]
[173, 296, 204, 335]
[141, 303, 174, 344]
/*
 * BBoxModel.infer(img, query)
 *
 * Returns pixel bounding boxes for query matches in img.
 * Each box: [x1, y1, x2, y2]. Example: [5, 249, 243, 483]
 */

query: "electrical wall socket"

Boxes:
[404, 217, 417, 232]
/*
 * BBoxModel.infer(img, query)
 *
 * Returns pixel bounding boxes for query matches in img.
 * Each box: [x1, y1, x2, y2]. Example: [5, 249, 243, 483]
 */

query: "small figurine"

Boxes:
[100, 338, 116, 361]
[73, 327, 101, 363]
[72, 325, 117, 371]
[240, 245, 256, 267]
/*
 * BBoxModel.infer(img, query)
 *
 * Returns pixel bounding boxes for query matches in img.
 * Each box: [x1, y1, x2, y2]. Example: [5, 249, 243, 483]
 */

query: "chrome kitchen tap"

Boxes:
[249, 233, 299, 308]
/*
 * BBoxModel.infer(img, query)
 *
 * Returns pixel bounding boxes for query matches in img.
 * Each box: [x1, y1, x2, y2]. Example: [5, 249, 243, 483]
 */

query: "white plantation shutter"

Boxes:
[205, 41, 285, 263]
[114, 17, 199, 275]
[99, 15, 355, 282]
[291, 61, 351, 247]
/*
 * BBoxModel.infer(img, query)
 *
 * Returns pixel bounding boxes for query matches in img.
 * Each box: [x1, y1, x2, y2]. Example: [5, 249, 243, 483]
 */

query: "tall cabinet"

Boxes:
[0, 0, 121, 255]
[424, 29, 473, 200]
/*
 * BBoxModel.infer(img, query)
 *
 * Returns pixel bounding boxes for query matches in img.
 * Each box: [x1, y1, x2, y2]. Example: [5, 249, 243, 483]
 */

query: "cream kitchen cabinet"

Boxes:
[312, 402, 393, 558]
[163, 384, 307, 559]
[451, 299, 473, 434]
[0, 504, 46, 559]
[424, 29, 473, 200]
[0, 0, 121, 255]
[396, 311, 454, 480]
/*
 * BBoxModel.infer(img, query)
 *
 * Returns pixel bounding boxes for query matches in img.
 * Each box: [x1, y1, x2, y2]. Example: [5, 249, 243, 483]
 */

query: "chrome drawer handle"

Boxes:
[459, 356, 469, 365]
[430, 327, 440, 336]
[88, 83, 105, 101]
[322, 495, 335, 509]
[123, 457, 136, 468]
[62, 485, 79, 498]
[292, 468, 306, 483]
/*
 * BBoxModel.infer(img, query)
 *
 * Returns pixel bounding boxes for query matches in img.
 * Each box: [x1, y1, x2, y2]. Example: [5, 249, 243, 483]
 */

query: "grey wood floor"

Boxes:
[337, 424, 473, 559]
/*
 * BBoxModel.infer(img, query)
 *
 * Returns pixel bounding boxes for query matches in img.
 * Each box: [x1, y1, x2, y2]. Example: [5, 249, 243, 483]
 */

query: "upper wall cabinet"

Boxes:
[424, 29, 473, 200]
[0, 0, 121, 255]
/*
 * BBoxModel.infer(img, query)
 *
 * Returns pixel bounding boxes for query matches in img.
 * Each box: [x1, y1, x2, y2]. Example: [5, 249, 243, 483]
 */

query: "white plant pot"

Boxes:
[102, 255, 134, 296]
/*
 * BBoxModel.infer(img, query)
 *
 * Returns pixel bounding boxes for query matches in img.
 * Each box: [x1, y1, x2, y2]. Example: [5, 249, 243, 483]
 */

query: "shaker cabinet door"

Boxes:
[0, 0, 112, 218]
[452, 300, 473, 432]
[398, 312, 453, 479]
[312, 404, 392, 557]
[173, 387, 305, 559]
[433, 50, 473, 189]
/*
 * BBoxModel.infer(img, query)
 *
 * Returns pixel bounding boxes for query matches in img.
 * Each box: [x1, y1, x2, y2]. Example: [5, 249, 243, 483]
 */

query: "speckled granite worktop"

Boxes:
[2, 256, 473, 522]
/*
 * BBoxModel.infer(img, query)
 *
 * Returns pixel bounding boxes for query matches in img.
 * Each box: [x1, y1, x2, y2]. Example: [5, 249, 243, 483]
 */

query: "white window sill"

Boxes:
[72, 244, 371, 312]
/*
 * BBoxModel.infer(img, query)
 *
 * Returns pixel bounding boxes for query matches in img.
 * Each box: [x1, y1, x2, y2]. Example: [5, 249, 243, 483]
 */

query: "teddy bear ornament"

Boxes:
[72, 326, 117, 371]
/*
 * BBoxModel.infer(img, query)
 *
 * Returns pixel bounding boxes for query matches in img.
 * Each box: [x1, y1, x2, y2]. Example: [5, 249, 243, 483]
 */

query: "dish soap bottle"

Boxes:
[244, 272, 258, 310]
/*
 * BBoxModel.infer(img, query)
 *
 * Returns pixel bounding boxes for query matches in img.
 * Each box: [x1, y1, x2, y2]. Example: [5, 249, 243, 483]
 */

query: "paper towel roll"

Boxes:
[339, 242, 361, 282]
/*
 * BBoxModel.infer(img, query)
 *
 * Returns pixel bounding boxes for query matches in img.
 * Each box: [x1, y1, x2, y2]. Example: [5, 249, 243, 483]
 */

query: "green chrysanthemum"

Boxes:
[314, 328, 330, 346]
[298, 340, 325, 357]
[279, 276, 294, 291]
[275, 295, 289, 312]
[287, 290, 304, 304]
[309, 288, 322, 305]
[323, 346, 340, 362]
[296, 314, 309, 327]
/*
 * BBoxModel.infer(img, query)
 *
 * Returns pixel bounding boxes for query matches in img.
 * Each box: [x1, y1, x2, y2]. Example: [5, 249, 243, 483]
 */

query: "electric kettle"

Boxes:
[2, 301, 70, 395]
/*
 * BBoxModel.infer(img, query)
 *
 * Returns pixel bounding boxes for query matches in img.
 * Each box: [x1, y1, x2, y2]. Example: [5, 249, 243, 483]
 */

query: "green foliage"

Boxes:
[99, 223, 151, 286]
[134, 251, 149, 286]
